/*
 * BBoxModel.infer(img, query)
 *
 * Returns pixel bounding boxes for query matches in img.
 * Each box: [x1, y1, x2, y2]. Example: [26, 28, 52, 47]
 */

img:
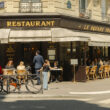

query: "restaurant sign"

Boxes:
[6, 20, 55, 27]
[0, 16, 110, 34]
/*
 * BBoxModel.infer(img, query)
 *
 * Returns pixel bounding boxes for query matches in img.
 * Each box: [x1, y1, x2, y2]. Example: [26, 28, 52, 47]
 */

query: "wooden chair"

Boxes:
[89, 66, 97, 80]
[103, 65, 109, 78]
[3, 69, 15, 86]
[98, 66, 104, 79]
[17, 70, 27, 84]
[85, 66, 90, 80]
[3, 69, 14, 76]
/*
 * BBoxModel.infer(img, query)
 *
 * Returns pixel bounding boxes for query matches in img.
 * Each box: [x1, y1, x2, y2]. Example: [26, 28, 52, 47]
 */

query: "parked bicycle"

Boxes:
[0, 71, 43, 94]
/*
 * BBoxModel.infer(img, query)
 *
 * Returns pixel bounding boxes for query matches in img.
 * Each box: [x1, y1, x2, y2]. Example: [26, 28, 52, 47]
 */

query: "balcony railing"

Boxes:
[19, 2, 42, 13]
[79, 9, 92, 19]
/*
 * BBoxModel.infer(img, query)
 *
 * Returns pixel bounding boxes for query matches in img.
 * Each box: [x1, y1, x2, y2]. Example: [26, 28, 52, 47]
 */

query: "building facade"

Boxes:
[0, 0, 110, 81]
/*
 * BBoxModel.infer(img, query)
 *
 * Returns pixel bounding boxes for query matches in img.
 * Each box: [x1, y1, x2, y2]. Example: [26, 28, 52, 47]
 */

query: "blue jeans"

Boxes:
[43, 72, 48, 89]
[35, 68, 41, 84]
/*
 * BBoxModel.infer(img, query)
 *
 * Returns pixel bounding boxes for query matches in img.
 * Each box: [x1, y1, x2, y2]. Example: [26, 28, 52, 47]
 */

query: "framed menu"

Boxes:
[48, 49, 56, 56]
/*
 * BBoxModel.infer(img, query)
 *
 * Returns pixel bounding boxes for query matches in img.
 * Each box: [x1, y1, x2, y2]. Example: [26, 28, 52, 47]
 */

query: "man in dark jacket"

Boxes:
[33, 50, 44, 84]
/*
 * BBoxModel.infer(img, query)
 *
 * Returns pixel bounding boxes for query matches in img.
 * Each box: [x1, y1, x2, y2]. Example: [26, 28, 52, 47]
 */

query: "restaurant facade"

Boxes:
[0, 13, 110, 81]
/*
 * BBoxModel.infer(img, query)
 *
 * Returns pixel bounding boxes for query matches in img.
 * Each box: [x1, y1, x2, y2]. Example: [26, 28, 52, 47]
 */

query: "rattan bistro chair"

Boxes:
[17, 70, 27, 84]
[103, 65, 109, 78]
[89, 66, 97, 80]
[85, 66, 90, 80]
[98, 66, 104, 79]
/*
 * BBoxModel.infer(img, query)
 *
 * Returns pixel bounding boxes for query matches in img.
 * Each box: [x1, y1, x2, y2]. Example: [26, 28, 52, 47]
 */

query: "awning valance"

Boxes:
[51, 28, 110, 46]
[9, 30, 52, 42]
[0, 29, 10, 43]
[0, 28, 110, 47]
[51, 28, 90, 42]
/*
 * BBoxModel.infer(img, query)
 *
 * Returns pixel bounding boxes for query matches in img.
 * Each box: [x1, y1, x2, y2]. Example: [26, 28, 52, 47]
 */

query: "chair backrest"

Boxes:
[17, 70, 26, 75]
[99, 66, 104, 71]
[3, 69, 14, 75]
[90, 66, 97, 74]
[86, 66, 90, 74]
[104, 65, 109, 71]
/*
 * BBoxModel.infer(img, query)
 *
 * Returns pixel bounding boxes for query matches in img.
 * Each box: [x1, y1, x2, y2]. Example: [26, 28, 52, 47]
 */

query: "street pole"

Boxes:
[73, 64, 76, 83]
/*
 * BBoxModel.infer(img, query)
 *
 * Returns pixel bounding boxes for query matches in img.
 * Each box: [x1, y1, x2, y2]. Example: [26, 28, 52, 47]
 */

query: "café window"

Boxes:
[20, 0, 41, 13]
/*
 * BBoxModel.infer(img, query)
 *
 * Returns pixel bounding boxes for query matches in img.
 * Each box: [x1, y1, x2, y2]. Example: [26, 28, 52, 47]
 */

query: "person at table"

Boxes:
[17, 61, 26, 70]
[17, 61, 26, 84]
[52, 61, 60, 82]
[5, 60, 15, 69]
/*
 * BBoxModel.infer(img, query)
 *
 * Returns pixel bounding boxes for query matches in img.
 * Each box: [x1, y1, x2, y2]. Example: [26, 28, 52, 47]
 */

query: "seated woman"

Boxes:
[17, 61, 26, 84]
[5, 60, 14, 69]
[4, 60, 15, 75]
[17, 61, 26, 70]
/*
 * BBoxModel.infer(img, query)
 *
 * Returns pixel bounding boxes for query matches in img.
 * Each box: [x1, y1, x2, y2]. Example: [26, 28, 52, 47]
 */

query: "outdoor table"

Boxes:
[50, 68, 63, 82]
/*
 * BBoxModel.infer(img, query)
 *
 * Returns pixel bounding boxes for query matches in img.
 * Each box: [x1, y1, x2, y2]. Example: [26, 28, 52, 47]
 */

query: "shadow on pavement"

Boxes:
[0, 98, 109, 110]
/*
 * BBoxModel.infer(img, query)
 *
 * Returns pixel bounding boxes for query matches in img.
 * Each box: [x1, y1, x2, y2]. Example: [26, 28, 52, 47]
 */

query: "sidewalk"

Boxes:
[1, 78, 110, 98]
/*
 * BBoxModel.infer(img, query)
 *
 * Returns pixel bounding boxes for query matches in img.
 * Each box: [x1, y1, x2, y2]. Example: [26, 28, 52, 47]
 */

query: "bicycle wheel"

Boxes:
[25, 78, 42, 94]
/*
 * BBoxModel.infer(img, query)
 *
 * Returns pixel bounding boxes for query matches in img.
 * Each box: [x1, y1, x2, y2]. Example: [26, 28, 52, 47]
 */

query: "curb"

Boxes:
[0, 94, 80, 99]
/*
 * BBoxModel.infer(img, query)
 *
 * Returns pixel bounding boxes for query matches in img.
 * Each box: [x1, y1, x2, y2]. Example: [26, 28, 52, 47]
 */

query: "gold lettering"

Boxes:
[41, 21, 46, 26]
[36, 21, 40, 26]
[25, 21, 31, 26]
[105, 28, 110, 33]
[46, 21, 51, 26]
[30, 21, 35, 26]
[21, 21, 25, 26]
[51, 21, 55, 26]
[16, 21, 21, 27]
[12, 21, 16, 26]
[84, 25, 89, 30]
[7, 21, 12, 27]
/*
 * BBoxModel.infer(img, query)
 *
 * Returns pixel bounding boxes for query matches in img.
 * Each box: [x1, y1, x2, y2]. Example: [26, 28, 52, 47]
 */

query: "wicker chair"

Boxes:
[17, 70, 27, 84]
[85, 66, 90, 80]
[89, 66, 97, 80]
[98, 66, 104, 79]
[103, 65, 109, 78]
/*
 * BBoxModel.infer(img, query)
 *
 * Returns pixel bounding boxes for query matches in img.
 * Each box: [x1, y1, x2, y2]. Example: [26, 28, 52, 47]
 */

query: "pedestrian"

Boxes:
[33, 50, 44, 85]
[41, 59, 51, 90]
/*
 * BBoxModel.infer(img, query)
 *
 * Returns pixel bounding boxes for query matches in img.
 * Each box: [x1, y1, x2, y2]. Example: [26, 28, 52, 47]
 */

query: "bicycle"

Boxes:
[0, 73, 43, 94]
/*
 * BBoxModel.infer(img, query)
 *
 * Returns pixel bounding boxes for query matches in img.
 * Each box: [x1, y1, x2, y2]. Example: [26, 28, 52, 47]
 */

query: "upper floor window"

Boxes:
[101, 0, 106, 20]
[79, 0, 86, 13]
[20, 0, 42, 13]
[0, 1, 4, 9]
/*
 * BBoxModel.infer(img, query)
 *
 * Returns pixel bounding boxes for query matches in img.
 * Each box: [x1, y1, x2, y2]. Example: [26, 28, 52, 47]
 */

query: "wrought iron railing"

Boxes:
[19, 2, 42, 13]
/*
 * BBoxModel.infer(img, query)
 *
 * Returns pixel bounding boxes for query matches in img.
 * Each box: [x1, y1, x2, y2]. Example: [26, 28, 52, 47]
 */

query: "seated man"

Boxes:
[51, 61, 61, 82]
